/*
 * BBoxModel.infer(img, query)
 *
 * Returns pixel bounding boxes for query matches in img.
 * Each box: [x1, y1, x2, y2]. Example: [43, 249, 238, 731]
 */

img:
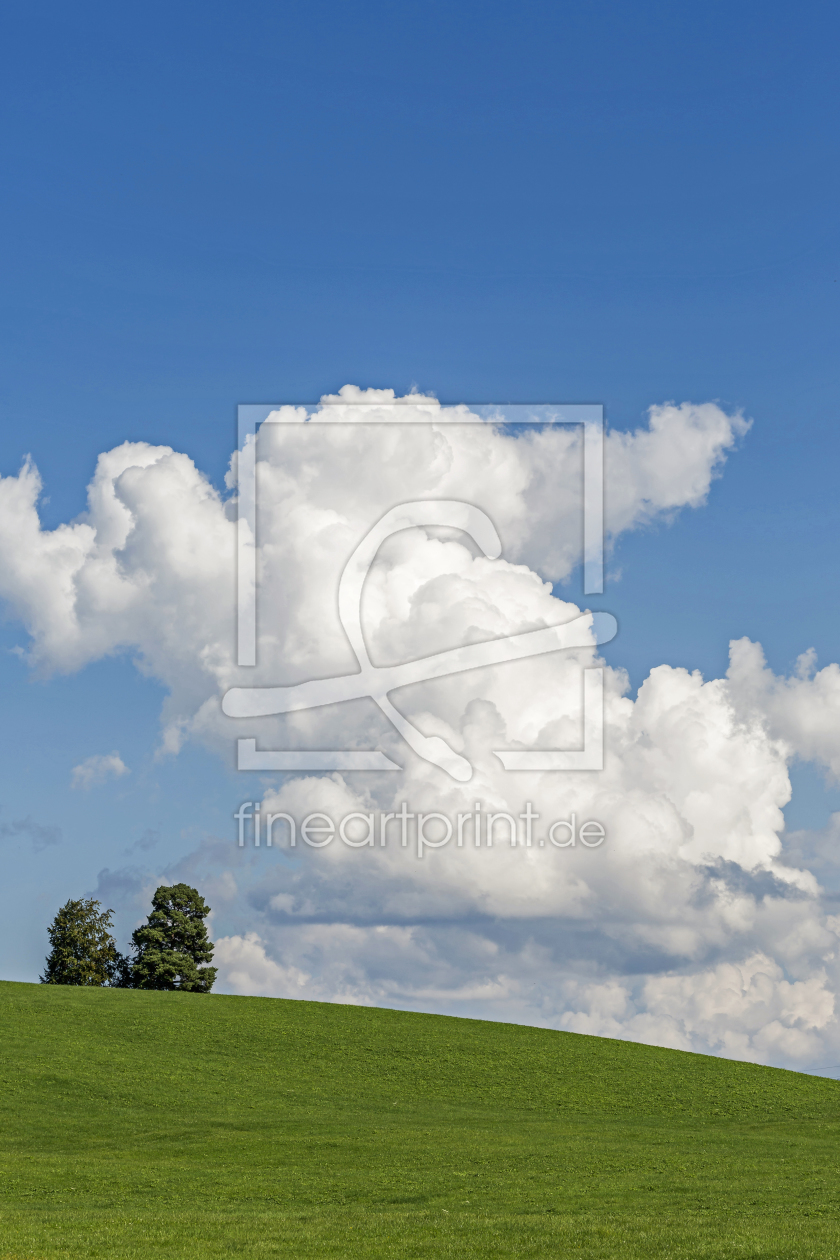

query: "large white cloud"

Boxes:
[727, 637, 840, 779]
[7, 386, 840, 1071]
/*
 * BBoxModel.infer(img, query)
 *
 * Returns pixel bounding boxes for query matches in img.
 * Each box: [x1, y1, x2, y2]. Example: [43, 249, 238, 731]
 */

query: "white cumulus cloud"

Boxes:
[6, 387, 840, 1072]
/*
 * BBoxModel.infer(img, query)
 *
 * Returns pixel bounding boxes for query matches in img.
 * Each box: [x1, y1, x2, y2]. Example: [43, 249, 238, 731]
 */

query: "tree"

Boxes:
[41, 898, 127, 987]
[130, 883, 216, 992]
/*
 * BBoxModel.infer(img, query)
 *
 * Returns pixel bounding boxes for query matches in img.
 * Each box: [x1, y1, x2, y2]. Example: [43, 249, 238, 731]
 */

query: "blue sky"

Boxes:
[1, 0, 840, 1017]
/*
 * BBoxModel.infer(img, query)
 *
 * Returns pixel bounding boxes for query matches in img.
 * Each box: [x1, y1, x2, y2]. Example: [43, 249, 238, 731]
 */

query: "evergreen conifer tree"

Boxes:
[41, 899, 126, 986]
[130, 883, 216, 992]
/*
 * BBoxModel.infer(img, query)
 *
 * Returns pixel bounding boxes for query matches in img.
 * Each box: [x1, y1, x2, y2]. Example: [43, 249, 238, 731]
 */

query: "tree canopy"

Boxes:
[41, 899, 124, 986]
[130, 883, 216, 992]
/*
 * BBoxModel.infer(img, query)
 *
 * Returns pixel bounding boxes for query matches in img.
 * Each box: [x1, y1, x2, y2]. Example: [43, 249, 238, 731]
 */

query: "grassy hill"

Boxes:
[1, 981, 839, 1257]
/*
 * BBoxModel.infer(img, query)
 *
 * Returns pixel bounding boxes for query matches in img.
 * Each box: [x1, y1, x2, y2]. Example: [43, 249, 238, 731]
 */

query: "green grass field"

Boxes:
[1, 980, 839, 1258]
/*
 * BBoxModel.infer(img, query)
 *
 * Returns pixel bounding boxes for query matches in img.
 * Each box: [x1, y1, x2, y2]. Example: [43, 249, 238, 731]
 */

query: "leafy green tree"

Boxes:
[41, 898, 127, 986]
[130, 884, 217, 992]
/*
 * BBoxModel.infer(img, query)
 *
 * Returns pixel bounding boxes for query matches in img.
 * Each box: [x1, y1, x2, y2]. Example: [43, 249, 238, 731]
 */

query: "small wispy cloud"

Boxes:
[0, 816, 61, 851]
[124, 829, 159, 855]
[71, 751, 129, 791]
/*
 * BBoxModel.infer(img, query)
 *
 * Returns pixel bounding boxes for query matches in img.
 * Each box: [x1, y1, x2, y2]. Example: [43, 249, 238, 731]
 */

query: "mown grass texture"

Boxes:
[1, 980, 839, 1257]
